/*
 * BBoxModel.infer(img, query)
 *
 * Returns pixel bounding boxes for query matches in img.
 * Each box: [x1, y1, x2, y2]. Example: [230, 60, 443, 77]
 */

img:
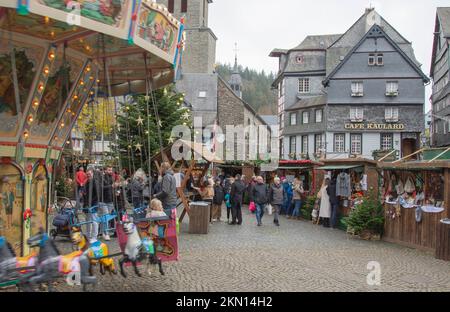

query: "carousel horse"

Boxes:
[27, 230, 96, 292]
[0, 237, 36, 290]
[70, 227, 117, 276]
[118, 221, 164, 278]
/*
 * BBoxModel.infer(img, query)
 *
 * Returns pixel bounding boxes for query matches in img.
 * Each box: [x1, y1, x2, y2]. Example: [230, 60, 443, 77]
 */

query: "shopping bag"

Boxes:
[267, 204, 273, 215]
[249, 202, 256, 213]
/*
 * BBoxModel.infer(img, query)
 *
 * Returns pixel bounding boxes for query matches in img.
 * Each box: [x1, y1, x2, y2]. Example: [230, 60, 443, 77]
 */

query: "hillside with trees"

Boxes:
[216, 63, 277, 115]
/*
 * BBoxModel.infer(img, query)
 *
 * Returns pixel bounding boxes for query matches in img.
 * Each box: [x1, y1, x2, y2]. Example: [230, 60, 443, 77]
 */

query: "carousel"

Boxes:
[0, 0, 184, 258]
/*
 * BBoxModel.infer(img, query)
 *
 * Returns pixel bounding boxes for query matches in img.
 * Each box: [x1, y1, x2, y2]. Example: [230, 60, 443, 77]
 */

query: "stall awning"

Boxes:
[277, 166, 312, 170]
[317, 165, 363, 170]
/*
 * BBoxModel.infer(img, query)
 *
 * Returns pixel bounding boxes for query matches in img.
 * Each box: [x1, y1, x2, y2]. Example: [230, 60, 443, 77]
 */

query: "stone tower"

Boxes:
[158, 0, 217, 74]
[229, 52, 243, 99]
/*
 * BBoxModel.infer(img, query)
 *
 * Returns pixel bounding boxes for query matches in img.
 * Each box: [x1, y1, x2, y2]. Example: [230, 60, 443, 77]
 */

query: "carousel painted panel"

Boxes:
[0, 164, 23, 255]
[27, 45, 84, 145]
[0, 1, 17, 9]
[29, 0, 133, 39]
[0, 32, 46, 140]
[133, 2, 179, 64]
[30, 163, 48, 237]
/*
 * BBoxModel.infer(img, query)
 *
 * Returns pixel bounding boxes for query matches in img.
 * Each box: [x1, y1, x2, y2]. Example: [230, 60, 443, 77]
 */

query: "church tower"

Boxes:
[158, 0, 217, 74]
[229, 49, 243, 99]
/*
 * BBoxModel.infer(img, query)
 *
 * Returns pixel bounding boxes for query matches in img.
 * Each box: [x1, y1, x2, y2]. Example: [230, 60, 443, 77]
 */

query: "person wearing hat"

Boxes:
[230, 174, 246, 225]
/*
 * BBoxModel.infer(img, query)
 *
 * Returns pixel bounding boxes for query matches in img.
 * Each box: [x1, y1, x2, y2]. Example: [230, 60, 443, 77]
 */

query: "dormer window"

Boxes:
[368, 53, 383, 66]
[376, 53, 384, 66]
[298, 78, 310, 93]
[368, 54, 375, 66]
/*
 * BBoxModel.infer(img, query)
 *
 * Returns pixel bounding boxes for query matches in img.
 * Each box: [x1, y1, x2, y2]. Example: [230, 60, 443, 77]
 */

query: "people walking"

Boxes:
[291, 178, 304, 220]
[76, 166, 87, 205]
[212, 178, 224, 222]
[250, 176, 269, 226]
[224, 177, 234, 222]
[192, 178, 215, 221]
[83, 168, 100, 242]
[98, 166, 114, 241]
[327, 178, 339, 228]
[230, 174, 246, 225]
[269, 177, 284, 226]
[318, 178, 331, 227]
[281, 178, 293, 216]
[154, 162, 178, 218]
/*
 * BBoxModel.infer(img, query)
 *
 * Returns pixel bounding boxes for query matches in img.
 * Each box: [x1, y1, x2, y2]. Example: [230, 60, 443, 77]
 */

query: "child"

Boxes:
[224, 193, 231, 222]
[146, 198, 167, 218]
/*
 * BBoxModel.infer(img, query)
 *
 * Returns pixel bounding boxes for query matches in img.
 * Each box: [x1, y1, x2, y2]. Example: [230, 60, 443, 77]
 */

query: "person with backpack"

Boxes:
[281, 177, 293, 216]
[269, 177, 285, 226]
[250, 176, 269, 226]
[229, 174, 246, 225]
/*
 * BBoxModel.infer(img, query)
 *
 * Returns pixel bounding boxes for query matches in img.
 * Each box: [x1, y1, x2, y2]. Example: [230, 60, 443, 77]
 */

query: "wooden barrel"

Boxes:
[435, 220, 450, 261]
[188, 202, 210, 234]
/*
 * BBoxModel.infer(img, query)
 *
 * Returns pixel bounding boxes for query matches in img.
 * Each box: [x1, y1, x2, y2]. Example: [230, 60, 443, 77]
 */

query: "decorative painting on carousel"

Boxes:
[30, 164, 48, 237]
[34, 0, 131, 29]
[135, 4, 178, 57]
[29, 45, 84, 143]
[0, 37, 44, 138]
[0, 164, 23, 255]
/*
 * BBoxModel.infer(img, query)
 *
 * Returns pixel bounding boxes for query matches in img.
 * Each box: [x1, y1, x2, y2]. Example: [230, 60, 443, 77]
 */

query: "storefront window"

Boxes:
[0, 164, 23, 255]
[350, 134, 362, 154]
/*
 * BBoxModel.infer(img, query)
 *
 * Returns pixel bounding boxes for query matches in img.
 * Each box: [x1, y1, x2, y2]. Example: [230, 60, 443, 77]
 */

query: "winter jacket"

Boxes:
[83, 177, 99, 208]
[101, 173, 114, 204]
[336, 172, 351, 197]
[223, 178, 232, 194]
[213, 185, 225, 204]
[270, 183, 285, 205]
[327, 180, 339, 205]
[230, 180, 246, 205]
[251, 183, 269, 205]
[154, 169, 178, 209]
[76, 171, 87, 186]
[131, 178, 144, 203]
[282, 181, 293, 198]
[292, 183, 304, 200]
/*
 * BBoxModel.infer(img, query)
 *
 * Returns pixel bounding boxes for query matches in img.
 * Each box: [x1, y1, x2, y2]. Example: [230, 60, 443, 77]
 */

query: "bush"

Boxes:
[55, 172, 74, 199]
[301, 195, 316, 220]
[343, 192, 384, 237]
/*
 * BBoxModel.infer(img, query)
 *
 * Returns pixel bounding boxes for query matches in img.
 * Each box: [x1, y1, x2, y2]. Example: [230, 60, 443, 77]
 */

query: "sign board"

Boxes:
[344, 123, 405, 130]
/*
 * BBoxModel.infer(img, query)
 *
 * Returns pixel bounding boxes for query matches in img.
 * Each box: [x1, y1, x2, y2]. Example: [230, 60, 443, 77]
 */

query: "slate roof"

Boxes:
[292, 34, 342, 50]
[437, 7, 450, 37]
[260, 115, 278, 126]
[285, 95, 327, 111]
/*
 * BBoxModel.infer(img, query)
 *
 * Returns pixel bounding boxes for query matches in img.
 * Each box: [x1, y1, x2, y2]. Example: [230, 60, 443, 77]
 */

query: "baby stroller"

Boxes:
[49, 197, 80, 240]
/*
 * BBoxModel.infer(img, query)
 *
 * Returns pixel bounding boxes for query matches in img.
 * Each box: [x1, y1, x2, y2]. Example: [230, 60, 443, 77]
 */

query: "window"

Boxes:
[334, 134, 345, 153]
[350, 108, 364, 121]
[302, 111, 309, 124]
[298, 78, 310, 93]
[315, 109, 323, 123]
[168, 0, 174, 13]
[350, 134, 362, 155]
[385, 107, 399, 122]
[314, 134, 323, 153]
[368, 53, 383, 66]
[296, 54, 304, 64]
[289, 136, 296, 154]
[302, 136, 308, 154]
[351, 81, 364, 96]
[290, 112, 297, 125]
[181, 0, 188, 12]
[376, 53, 384, 66]
[386, 81, 399, 96]
[381, 133, 393, 151]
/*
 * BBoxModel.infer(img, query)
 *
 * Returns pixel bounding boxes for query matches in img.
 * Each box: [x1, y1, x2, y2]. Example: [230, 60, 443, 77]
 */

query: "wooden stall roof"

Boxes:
[378, 160, 450, 170]
[320, 158, 378, 167]
[151, 139, 224, 164]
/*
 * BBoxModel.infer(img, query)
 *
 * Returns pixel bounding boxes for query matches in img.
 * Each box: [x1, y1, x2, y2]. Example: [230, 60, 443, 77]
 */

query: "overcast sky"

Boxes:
[209, 0, 449, 111]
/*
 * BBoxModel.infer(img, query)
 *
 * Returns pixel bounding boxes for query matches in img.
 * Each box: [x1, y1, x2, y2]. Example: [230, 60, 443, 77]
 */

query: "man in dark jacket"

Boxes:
[327, 178, 339, 228]
[212, 178, 224, 222]
[229, 174, 246, 225]
[99, 166, 114, 240]
[269, 177, 285, 226]
[83, 168, 100, 242]
[154, 162, 178, 217]
[251, 176, 269, 226]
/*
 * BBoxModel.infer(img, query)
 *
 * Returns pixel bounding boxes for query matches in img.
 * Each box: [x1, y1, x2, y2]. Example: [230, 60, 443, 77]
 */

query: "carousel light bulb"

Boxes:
[96, 79, 100, 83]
[72, 112, 75, 116]
[38, 84, 44, 92]
[73, 95, 78, 100]
[27, 115, 33, 123]
[86, 66, 91, 72]
[60, 122, 65, 127]
[90, 91, 94, 95]
[44, 16, 50, 24]
[24, 131, 29, 138]
[43, 67, 50, 75]
[66, 140, 70, 145]
[33, 100, 39, 107]
[80, 81, 84, 86]
[48, 52, 55, 60]
[50, 31, 55, 37]
[89, 76, 94, 80]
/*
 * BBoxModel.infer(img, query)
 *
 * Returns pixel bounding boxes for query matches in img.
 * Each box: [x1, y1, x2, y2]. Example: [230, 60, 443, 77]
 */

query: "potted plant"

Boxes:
[343, 191, 384, 240]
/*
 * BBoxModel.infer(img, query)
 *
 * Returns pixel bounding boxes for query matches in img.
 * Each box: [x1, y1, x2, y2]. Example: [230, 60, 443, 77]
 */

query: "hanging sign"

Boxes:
[344, 123, 405, 130]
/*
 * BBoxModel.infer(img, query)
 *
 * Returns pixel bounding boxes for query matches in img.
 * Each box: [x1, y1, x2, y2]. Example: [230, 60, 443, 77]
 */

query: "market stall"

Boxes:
[378, 151, 449, 255]
[273, 160, 324, 195]
[315, 158, 379, 218]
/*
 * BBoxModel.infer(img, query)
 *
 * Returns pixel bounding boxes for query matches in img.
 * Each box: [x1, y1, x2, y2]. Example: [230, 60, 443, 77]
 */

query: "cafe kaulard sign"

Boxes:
[344, 122, 405, 130]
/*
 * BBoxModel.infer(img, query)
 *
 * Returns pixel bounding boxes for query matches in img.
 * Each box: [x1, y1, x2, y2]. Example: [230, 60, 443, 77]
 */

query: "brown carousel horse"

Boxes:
[70, 227, 117, 276]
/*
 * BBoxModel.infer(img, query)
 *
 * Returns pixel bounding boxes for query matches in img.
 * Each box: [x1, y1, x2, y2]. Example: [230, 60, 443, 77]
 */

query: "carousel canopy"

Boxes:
[0, 0, 184, 160]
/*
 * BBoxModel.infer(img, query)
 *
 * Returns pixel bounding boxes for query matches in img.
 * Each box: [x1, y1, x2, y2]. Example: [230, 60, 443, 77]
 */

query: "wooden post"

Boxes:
[445, 168, 450, 219]
[178, 160, 196, 222]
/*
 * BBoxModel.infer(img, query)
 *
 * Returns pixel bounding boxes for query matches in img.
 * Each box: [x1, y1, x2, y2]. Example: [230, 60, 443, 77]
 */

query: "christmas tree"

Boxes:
[113, 85, 191, 173]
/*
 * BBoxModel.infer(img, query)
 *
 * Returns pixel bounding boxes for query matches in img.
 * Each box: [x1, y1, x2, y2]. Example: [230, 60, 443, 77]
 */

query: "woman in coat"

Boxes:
[318, 178, 331, 228]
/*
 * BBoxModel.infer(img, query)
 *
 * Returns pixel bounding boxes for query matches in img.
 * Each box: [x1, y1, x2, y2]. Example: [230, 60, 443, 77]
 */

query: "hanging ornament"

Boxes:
[168, 137, 175, 144]
[158, 120, 162, 128]
[117, 123, 121, 132]
[135, 143, 142, 151]
[136, 116, 144, 126]
[182, 111, 190, 120]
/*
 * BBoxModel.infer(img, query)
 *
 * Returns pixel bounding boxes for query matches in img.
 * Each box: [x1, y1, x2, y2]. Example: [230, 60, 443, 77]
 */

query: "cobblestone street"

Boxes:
[45, 206, 450, 292]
